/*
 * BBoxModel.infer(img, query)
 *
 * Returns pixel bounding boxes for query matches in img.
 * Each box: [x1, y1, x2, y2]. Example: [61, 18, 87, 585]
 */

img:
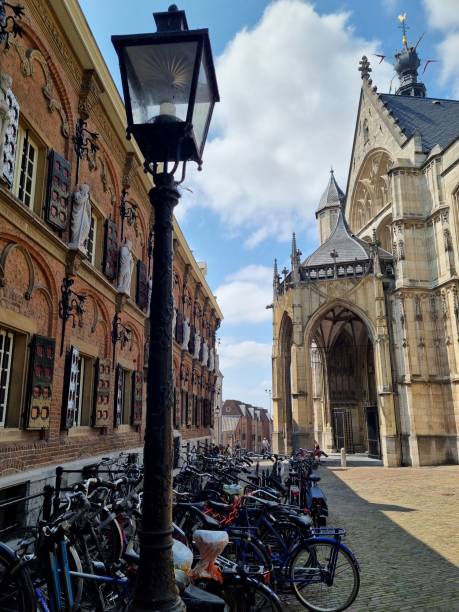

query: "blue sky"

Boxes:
[79, 0, 459, 411]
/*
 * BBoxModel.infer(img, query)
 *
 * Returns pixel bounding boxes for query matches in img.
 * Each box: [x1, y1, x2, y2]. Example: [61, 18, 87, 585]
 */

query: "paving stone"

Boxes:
[287, 464, 459, 611]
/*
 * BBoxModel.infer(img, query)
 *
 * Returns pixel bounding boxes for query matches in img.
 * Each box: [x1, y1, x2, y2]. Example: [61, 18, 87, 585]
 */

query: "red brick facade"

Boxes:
[0, 0, 221, 482]
[222, 400, 272, 453]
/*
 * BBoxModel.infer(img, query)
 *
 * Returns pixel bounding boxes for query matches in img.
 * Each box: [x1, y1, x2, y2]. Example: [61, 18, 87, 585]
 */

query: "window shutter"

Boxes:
[93, 358, 111, 428]
[131, 371, 143, 425]
[136, 260, 148, 311]
[44, 150, 71, 231]
[103, 219, 118, 281]
[210, 399, 214, 428]
[176, 311, 184, 344]
[187, 393, 193, 427]
[189, 325, 195, 356]
[62, 346, 80, 429]
[173, 387, 180, 429]
[114, 365, 123, 427]
[1, 88, 19, 187]
[25, 335, 55, 430]
[196, 397, 202, 428]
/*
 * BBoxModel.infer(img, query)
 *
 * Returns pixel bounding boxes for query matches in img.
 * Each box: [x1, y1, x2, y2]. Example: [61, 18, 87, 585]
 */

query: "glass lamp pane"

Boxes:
[124, 41, 198, 126]
[191, 57, 212, 152]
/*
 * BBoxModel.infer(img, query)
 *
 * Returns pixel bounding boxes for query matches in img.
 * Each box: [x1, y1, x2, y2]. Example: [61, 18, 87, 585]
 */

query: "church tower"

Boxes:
[315, 169, 346, 244]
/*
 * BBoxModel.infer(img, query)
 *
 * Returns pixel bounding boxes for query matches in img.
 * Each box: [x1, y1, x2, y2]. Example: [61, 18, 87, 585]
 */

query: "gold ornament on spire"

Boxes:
[398, 13, 409, 48]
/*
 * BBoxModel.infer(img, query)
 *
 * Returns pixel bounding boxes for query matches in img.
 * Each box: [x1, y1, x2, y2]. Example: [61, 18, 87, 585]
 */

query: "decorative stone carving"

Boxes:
[201, 340, 209, 367]
[78, 69, 104, 120]
[117, 239, 134, 295]
[209, 348, 215, 372]
[398, 240, 405, 260]
[11, 43, 69, 137]
[147, 278, 152, 317]
[69, 184, 92, 251]
[182, 319, 191, 351]
[172, 297, 177, 335]
[193, 331, 201, 359]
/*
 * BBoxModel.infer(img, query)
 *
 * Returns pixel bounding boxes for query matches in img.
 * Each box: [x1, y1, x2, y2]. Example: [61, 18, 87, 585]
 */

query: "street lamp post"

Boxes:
[112, 6, 219, 611]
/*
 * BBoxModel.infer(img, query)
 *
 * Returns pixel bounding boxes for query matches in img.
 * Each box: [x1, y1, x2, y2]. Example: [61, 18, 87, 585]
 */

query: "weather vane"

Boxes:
[371, 12, 437, 91]
[398, 13, 409, 48]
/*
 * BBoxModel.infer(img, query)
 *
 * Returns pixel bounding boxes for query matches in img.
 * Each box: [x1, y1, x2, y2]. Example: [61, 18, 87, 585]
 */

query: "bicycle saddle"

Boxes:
[288, 513, 313, 529]
[308, 475, 321, 483]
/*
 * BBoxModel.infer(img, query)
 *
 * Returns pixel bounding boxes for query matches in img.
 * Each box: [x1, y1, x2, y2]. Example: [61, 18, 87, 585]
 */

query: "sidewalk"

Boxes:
[305, 463, 459, 612]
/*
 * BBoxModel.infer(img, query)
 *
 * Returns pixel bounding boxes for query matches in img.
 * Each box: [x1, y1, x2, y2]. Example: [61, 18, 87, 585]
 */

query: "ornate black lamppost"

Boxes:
[112, 5, 219, 611]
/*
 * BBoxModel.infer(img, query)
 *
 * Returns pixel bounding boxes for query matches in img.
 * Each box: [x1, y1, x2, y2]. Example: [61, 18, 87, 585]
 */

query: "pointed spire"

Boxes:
[273, 258, 280, 298]
[291, 233, 300, 286]
[316, 169, 346, 217]
[291, 232, 297, 260]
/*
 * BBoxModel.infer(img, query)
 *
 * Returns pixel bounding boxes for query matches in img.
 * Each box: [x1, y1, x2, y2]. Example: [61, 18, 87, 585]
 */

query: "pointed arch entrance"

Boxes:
[308, 303, 381, 458]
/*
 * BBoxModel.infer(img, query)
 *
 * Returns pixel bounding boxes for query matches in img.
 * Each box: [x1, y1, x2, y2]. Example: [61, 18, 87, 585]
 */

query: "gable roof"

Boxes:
[379, 94, 459, 153]
[303, 210, 392, 267]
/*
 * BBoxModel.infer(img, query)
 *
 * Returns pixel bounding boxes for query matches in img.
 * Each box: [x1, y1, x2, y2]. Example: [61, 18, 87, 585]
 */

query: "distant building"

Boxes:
[221, 400, 272, 452]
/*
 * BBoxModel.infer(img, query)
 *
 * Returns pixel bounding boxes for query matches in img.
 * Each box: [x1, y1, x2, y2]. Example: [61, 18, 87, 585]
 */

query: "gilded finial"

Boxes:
[398, 13, 409, 48]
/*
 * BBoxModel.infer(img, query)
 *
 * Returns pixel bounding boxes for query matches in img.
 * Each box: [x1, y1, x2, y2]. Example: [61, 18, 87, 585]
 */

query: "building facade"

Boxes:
[221, 400, 272, 453]
[0, 0, 222, 509]
[272, 45, 459, 467]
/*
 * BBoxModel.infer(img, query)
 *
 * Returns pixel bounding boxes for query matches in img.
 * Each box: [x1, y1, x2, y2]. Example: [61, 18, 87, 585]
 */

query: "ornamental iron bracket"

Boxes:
[111, 313, 132, 366]
[73, 117, 99, 184]
[119, 188, 138, 240]
[58, 277, 86, 355]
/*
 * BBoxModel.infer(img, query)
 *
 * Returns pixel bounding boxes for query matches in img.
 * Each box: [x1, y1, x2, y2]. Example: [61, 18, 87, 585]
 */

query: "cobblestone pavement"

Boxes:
[288, 462, 459, 612]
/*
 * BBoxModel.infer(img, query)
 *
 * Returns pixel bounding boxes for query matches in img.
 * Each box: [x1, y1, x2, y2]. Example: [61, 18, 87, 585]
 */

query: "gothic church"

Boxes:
[272, 37, 459, 466]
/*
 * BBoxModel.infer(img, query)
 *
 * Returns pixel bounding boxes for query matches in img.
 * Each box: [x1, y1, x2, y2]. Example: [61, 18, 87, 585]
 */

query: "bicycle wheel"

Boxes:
[222, 577, 282, 611]
[0, 545, 36, 612]
[223, 536, 271, 569]
[289, 541, 360, 612]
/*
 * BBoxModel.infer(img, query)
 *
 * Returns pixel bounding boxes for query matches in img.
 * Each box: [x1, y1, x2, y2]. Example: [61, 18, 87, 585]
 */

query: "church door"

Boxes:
[332, 409, 354, 453]
[365, 406, 381, 459]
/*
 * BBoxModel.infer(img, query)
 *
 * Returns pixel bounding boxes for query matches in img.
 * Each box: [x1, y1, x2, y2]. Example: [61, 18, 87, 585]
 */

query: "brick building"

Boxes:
[221, 400, 272, 453]
[0, 0, 222, 511]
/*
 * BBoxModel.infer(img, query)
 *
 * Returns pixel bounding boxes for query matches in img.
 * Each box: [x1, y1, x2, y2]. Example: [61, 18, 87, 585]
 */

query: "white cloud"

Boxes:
[219, 339, 272, 408]
[423, 0, 459, 30]
[423, 0, 459, 98]
[214, 265, 273, 324]
[219, 338, 272, 370]
[185, 0, 391, 247]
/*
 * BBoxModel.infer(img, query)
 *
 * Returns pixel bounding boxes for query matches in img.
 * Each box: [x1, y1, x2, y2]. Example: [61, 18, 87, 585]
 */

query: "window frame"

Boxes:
[13, 127, 39, 209]
[85, 213, 97, 265]
[0, 328, 14, 428]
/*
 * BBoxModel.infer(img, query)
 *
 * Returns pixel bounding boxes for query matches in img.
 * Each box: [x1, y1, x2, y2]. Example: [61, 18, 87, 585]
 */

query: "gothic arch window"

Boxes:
[349, 150, 392, 234]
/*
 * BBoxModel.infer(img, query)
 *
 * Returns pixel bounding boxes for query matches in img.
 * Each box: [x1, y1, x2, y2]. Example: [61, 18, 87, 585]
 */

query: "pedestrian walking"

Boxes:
[261, 437, 270, 456]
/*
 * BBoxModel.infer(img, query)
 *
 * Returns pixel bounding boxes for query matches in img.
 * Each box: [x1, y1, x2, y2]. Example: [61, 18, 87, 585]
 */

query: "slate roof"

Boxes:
[379, 94, 459, 153]
[316, 170, 346, 214]
[303, 211, 392, 267]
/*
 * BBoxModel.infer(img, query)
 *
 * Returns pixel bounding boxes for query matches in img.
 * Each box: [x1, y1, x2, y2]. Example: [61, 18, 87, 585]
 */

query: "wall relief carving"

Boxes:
[11, 42, 70, 138]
